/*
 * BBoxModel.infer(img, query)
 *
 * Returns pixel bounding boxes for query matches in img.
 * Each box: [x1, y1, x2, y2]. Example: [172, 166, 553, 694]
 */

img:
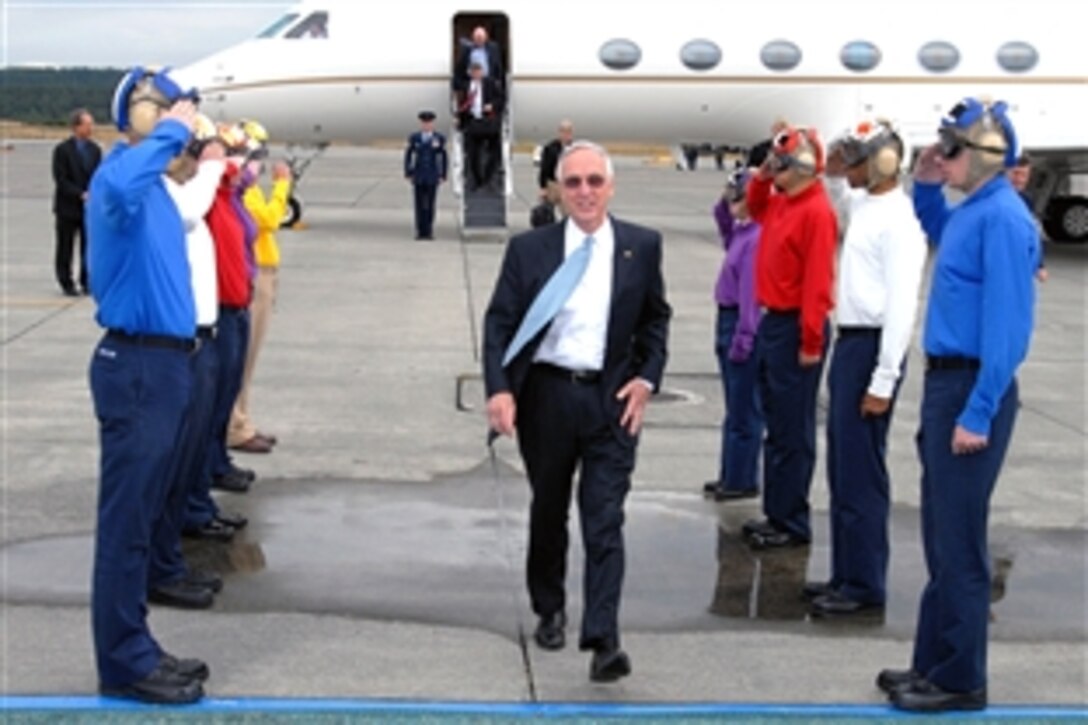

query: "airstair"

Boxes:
[452, 109, 511, 237]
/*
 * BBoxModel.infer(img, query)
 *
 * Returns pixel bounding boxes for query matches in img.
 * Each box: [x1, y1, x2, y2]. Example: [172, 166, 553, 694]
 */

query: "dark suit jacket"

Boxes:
[483, 217, 671, 428]
[538, 139, 564, 190]
[404, 131, 448, 185]
[52, 136, 101, 221]
[457, 78, 505, 132]
[454, 41, 504, 90]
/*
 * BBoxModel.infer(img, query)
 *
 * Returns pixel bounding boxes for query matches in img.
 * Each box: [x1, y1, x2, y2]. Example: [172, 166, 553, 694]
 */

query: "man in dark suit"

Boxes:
[52, 108, 102, 295]
[458, 62, 505, 190]
[483, 141, 671, 683]
[453, 25, 503, 92]
[404, 110, 447, 240]
[538, 119, 574, 213]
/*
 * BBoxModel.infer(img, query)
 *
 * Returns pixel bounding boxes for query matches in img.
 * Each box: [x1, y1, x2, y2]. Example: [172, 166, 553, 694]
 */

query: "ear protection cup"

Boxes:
[873, 143, 900, 176]
[127, 96, 163, 138]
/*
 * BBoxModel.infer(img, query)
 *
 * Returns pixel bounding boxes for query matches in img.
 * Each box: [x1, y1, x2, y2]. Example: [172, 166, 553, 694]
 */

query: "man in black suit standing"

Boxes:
[52, 108, 102, 295]
[483, 141, 671, 683]
[458, 62, 505, 190]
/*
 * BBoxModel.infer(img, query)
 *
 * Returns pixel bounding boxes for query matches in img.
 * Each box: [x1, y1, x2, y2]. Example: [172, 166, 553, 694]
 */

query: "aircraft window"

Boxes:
[840, 41, 881, 72]
[918, 41, 960, 72]
[680, 40, 721, 71]
[760, 40, 802, 71]
[286, 11, 329, 39]
[599, 39, 642, 71]
[258, 13, 299, 38]
[997, 41, 1038, 72]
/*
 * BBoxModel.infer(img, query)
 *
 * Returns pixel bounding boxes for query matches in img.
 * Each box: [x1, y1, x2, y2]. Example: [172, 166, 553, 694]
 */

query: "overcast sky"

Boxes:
[1, 0, 294, 68]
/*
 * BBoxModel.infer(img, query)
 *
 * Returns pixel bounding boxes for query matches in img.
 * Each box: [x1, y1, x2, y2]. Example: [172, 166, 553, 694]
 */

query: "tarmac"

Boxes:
[1, 142, 1086, 721]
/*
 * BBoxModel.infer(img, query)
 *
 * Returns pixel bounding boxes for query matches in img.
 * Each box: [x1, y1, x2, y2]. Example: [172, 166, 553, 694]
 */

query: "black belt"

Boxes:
[718, 304, 739, 311]
[197, 325, 217, 340]
[926, 355, 980, 371]
[219, 304, 246, 314]
[535, 363, 602, 384]
[837, 326, 881, 337]
[106, 330, 196, 352]
[764, 307, 799, 317]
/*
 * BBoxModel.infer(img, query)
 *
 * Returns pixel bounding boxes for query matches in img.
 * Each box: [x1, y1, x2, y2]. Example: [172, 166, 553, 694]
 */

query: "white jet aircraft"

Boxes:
[175, 0, 1088, 237]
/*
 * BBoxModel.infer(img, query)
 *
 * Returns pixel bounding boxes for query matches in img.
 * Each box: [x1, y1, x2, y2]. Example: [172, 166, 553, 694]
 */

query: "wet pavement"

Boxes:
[2, 142, 1086, 712]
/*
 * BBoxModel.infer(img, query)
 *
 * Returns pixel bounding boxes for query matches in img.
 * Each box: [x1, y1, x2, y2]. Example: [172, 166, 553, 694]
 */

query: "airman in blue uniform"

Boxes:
[404, 110, 447, 240]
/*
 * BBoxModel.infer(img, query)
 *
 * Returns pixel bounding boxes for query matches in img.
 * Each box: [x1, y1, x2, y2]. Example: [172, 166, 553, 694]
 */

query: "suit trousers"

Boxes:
[413, 182, 438, 237]
[757, 311, 829, 540]
[826, 330, 900, 604]
[715, 306, 764, 491]
[228, 267, 277, 446]
[516, 366, 636, 651]
[911, 370, 1018, 693]
[55, 215, 87, 291]
[89, 334, 192, 687]
[149, 337, 219, 587]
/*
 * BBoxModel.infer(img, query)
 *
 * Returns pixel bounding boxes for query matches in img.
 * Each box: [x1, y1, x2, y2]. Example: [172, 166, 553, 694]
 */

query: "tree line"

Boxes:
[1, 67, 125, 126]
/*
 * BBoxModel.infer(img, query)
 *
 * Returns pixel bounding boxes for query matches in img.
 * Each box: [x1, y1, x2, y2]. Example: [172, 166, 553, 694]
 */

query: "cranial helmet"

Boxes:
[838, 118, 904, 187]
[111, 66, 199, 135]
[770, 126, 825, 176]
[938, 96, 1019, 169]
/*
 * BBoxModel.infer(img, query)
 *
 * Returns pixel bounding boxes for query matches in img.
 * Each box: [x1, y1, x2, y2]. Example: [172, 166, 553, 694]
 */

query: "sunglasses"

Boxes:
[562, 174, 607, 189]
[937, 128, 1005, 160]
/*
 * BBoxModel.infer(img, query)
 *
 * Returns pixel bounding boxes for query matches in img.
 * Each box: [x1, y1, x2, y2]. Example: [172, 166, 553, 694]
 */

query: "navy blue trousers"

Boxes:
[756, 311, 828, 540]
[89, 335, 192, 687]
[186, 307, 248, 527]
[413, 182, 437, 237]
[149, 336, 219, 587]
[516, 367, 636, 652]
[826, 330, 901, 604]
[911, 370, 1018, 693]
[715, 306, 763, 491]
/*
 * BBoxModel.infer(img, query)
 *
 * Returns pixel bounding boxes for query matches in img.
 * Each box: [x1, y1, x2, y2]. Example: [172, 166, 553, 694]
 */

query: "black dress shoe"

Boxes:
[892, 679, 986, 712]
[61, 287, 80, 297]
[148, 580, 214, 610]
[802, 581, 834, 601]
[702, 480, 721, 496]
[810, 591, 884, 617]
[211, 470, 251, 493]
[589, 647, 632, 683]
[877, 667, 922, 694]
[160, 652, 210, 682]
[714, 487, 759, 502]
[215, 510, 248, 530]
[741, 518, 777, 538]
[184, 568, 223, 594]
[747, 526, 810, 550]
[534, 611, 566, 651]
[182, 519, 235, 542]
[100, 663, 204, 704]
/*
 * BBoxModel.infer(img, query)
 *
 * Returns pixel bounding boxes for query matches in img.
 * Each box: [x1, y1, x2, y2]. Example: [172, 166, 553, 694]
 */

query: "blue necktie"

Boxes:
[502, 236, 595, 366]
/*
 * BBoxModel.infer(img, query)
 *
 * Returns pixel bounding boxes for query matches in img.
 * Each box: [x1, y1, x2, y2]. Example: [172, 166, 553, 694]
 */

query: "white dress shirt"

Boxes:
[534, 218, 614, 371]
[834, 185, 927, 398]
[165, 160, 224, 328]
[470, 79, 483, 119]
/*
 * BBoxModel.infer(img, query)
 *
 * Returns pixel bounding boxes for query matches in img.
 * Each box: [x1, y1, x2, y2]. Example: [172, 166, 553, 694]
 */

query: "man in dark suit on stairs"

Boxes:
[457, 62, 505, 191]
[52, 108, 102, 295]
[483, 140, 671, 683]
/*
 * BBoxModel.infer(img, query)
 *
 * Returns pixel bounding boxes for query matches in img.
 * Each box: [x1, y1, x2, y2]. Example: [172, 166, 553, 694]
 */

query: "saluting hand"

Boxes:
[913, 144, 944, 183]
[162, 99, 197, 133]
[272, 161, 292, 182]
[617, 379, 652, 436]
